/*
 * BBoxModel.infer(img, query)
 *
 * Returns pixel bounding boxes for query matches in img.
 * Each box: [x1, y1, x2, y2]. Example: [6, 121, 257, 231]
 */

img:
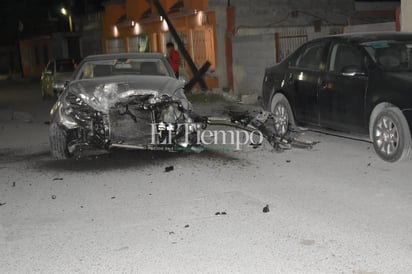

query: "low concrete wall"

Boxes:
[344, 22, 396, 33]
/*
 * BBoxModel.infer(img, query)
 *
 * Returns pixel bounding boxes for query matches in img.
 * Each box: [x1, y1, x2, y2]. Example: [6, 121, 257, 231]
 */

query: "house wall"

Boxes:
[208, 0, 228, 90]
[344, 22, 396, 33]
[401, 0, 412, 32]
[102, 0, 219, 88]
[80, 31, 103, 57]
[0, 46, 19, 77]
[18, 33, 85, 78]
[232, 34, 275, 96]
[233, 0, 353, 28]
[19, 36, 50, 78]
[211, 0, 353, 96]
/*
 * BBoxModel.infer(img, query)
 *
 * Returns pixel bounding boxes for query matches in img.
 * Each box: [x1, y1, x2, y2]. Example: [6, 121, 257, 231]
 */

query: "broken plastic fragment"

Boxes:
[165, 166, 174, 172]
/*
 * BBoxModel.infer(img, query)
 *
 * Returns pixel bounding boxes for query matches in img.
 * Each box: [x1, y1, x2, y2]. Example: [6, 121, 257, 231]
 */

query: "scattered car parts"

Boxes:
[49, 53, 315, 160]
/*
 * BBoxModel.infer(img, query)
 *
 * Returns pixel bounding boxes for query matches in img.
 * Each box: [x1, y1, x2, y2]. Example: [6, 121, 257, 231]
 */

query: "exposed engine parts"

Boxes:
[208, 109, 316, 151]
[52, 83, 316, 158]
[61, 91, 314, 155]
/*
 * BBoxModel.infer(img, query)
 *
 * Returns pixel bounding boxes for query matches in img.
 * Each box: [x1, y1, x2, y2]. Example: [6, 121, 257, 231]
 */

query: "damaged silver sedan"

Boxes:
[49, 53, 204, 159]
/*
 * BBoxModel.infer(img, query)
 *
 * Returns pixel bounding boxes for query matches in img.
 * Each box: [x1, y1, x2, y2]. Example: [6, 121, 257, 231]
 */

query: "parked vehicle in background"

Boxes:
[262, 32, 412, 162]
[41, 59, 76, 99]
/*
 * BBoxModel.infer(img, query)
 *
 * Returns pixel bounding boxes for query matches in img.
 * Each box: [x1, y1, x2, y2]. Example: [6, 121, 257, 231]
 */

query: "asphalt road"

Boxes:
[1, 80, 412, 274]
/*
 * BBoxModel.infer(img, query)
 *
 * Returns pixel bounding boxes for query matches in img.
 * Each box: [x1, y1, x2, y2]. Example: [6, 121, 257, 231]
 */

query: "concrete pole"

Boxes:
[401, 0, 412, 32]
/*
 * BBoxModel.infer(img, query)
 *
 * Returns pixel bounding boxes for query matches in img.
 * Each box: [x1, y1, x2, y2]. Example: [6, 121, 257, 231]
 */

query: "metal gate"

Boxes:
[275, 32, 308, 63]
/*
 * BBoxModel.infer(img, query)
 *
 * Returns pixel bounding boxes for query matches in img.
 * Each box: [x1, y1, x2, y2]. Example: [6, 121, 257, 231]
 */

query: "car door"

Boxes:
[318, 42, 368, 132]
[284, 40, 329, 125]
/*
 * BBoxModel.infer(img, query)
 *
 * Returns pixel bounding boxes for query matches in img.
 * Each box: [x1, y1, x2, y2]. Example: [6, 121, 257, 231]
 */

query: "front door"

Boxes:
[319, 43, 368, 132]
[284, 40, 329, 125]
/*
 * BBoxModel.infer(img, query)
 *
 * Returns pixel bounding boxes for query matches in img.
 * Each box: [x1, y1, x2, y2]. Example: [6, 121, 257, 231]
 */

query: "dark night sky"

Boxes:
[0, 0, 401, 45]
[0, 0, 106, 44]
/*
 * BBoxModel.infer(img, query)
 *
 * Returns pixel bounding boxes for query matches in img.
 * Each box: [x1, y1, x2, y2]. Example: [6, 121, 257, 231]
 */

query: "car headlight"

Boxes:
[53, 82, 65, 90]
[62, 92, 95, 124]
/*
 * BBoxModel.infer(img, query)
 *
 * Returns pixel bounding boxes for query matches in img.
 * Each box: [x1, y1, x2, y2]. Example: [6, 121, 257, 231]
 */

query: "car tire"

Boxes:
[49, 123, 71, 159]
[270, 93, 295, 138]
[372, 107, 412, 162]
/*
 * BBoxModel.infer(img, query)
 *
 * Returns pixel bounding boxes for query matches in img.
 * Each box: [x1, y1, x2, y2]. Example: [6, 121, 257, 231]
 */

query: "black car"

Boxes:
[262, 32, 412, 162]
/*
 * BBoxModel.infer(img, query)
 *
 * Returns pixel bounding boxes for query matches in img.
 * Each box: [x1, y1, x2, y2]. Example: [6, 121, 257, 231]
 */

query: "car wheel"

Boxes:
[372, 107, 412, 162]
[270, 93, 294, 137]
[49, 123, 72, 159]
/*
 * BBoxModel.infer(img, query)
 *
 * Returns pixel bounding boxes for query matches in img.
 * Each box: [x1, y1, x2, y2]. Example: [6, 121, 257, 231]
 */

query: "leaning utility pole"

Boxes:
[152, 0, 210, 91]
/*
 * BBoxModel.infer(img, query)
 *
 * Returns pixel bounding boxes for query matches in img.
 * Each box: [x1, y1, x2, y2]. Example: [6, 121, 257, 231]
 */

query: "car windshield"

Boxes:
[56, 60, 75, 73]
[77, 58, 172, 79]
[362, 40, 412, 72]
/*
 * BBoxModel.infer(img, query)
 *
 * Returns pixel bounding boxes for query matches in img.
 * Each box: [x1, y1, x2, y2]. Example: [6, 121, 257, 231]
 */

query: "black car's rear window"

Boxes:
[362, 40, 412, 71]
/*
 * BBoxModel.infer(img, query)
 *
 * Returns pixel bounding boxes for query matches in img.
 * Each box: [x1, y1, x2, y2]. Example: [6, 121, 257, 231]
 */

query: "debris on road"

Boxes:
[184, 224, 190, 228]
[165, 166, 174, 172]
[215, 211, 227, 216]
[53, 177, 63, 181]
[12, 182, 15, 187]
[51, 195, 56, 200]
[300, 239, 315, 246]
[111, 196, 116, 199]
[44, 121, 51, 125]
[0, 202, 6, 206]
[209, 109, 318, 152]
[286, 160, 291, 163]
[262, 204, 270, 213]
[290, 139, 320, 149]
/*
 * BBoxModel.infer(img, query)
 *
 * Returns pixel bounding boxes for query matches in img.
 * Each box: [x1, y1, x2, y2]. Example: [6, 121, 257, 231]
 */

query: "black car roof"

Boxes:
[326, 32, 412, 44]
[82, 52, 166, 62]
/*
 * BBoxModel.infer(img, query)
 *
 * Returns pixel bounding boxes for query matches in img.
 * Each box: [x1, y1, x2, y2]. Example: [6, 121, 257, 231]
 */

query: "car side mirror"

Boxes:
[341, 65, 366, 77]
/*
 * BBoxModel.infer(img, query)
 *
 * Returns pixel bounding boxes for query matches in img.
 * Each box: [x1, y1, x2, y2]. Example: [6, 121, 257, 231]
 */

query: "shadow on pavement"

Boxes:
[33, 148, 243, 172]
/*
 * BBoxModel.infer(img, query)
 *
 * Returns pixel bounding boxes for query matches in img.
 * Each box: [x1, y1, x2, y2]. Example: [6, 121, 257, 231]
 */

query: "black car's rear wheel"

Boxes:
[49, 123, 72, 159]
[270, 93, 294, 138]
[372, 108, 411, 162]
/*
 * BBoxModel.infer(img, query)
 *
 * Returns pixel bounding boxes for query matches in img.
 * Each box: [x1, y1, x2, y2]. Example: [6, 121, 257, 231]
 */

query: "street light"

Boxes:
[60, 7, 73, 32]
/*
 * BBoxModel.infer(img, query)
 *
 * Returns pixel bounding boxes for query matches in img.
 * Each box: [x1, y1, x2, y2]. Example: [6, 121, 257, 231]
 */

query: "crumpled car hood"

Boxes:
[65, 75, 190, 113]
